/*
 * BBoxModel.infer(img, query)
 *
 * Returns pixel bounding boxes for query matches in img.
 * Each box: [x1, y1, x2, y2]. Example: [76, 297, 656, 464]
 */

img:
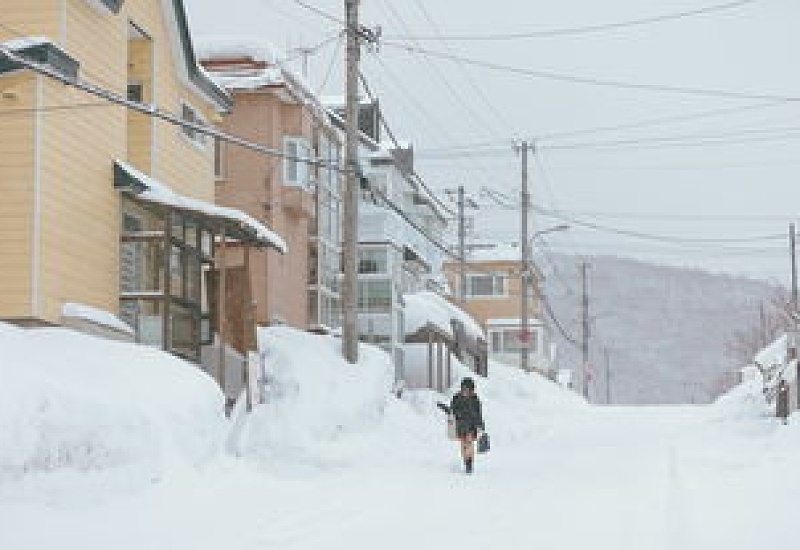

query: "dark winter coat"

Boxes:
[777, 382, 790, 420]
[450, 392, 484, 438]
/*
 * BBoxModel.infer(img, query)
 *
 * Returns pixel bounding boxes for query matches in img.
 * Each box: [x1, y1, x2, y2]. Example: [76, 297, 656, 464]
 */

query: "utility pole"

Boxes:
[516, 140, 534, 372]
[604, 346, 611, 405]
[791, 223, 797, 315]
[581, 261, 591, 400]
[342, 0, 361, 364]
[790, 223, 799, 408]
[457, 185, 467, 303]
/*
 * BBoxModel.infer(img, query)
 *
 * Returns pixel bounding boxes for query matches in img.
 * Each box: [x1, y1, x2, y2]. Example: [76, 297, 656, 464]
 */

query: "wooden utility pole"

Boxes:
[516, 141, 534, 372]
[458, 185, 467, 302]
[604, 346, 611, 405]
[791, 223, 797, 315]
[581, 261, 591, 400]
[342, 0, 361, 364]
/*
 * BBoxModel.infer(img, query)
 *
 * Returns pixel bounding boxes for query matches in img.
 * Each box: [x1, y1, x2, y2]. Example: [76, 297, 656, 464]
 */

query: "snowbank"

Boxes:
[236, 327, 582, 468]
[0, 322, 225, 492]
[711, 366, 770, 421]
[235, 327, 395, 465]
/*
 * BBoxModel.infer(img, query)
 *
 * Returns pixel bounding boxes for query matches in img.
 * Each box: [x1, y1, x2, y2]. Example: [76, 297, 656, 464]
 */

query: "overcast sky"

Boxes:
[185, 0, 800, 284]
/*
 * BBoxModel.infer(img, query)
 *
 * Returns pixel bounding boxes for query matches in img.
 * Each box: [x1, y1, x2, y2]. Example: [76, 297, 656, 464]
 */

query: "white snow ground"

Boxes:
[1, 323, 799, 550]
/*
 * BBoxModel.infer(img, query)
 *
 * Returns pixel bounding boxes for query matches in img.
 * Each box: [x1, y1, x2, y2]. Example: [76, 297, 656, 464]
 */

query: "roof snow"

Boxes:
[468, 242, 523, 263]
[404, 291, 485, 341]
[116, 161, 287, 252]
[195, 35, 281, 66]
[61, 303, 134, 336]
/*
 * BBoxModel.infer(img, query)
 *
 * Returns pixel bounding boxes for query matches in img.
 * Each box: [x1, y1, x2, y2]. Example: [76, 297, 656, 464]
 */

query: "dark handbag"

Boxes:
[477, 431, 490, 453]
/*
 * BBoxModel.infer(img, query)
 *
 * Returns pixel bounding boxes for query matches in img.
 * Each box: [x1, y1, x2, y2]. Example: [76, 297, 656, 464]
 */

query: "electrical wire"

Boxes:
[385, 0, 757, 41]
[368, 54, 499, 189]
[315, 32, 344, 95]
[409, 0, 515, 137]
[480, 187, 787, 245]
[381, 41, 800, 102]
[377, 0, 504, 160]
[290, 0, 346, 26]
[0, 42, 345, 172]
[357, 71, 456, 218]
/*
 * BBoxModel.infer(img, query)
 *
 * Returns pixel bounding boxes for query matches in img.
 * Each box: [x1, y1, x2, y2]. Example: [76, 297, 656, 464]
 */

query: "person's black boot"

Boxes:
[465, 457, 473, 474]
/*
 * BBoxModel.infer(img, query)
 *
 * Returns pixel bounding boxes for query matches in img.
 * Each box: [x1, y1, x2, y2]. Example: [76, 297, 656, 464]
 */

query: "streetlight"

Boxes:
[530, 224, 570, 245]
[520, 224, 569, 373]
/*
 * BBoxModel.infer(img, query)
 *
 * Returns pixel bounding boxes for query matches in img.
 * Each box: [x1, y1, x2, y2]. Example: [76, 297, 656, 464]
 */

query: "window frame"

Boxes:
[465, 273, 507, 298]
[283, 136, 311, 187]
[179, 102, 208, 148]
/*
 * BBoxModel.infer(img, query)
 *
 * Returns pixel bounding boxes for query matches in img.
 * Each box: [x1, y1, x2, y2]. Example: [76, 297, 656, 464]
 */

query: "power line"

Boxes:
[480, 187, 786, 245]
[357, 71, 456, 218]
[381, 41, 800, 102]
[377, 0, 504, 147]
[0, 42, 345, 171]
[368, 53, 500, 188]
[534, 207, 786, 244]
[290, 0, 346, 26]
[409, 0, 515, 137]
[416, 129, 800, 158]
[385, 0, 757, 41]
[284, 31, 343, 64]
[0, 101, 119, 116]
[540, 291, 582, 348]
[315, 31, 345, 95]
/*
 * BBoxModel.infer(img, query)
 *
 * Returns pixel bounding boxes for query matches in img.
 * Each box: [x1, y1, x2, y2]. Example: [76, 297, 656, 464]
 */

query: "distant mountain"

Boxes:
[540, 254, 780, 405]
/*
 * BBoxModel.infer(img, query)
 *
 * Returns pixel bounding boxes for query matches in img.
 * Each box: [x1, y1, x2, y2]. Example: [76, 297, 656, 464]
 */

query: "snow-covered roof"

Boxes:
[207, 67, 284, 91]
[1, 36, 54, 51]
[195, 36, 281, 66]
[486, 318, 545, 327]
[199, 37, 333, 129]
[404, 291, 485, 342]
[468, 242, 523, 263]
[115, 161, 287, 252]
[61, 303, 134, 336]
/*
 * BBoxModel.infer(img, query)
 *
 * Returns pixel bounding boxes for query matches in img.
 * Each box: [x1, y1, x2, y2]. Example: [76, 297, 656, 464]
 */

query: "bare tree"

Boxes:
[725, 286, 793, 367]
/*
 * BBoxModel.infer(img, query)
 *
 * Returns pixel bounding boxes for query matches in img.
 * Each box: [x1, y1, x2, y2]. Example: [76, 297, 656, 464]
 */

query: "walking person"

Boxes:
[450, 377, 485, 474]
[776, 379, 790, 425]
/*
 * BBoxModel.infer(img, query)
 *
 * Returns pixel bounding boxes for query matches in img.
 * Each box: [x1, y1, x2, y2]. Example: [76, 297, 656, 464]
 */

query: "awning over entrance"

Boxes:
[114, 160, 286, 253]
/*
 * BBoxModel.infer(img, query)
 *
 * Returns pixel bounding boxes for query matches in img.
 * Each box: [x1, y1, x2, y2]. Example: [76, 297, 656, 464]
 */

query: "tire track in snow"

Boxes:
[664, 446, 696, 550]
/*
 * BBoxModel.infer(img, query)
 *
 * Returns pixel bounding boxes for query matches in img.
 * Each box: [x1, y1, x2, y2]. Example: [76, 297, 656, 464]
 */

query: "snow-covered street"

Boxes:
[2, 324, 798, 550]
[4, 401, 799, 550]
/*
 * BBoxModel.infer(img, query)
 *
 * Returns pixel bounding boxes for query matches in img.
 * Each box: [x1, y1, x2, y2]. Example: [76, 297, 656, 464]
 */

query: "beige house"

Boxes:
[443, 243, 553, 375]
[0, 1, 284, 380]
[200, 40, 342, 332]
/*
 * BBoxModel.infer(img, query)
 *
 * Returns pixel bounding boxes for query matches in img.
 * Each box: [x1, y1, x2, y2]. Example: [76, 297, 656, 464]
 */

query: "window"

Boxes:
[358, 280, 393, 312]
[359, 248, 389, 274]
[127, 82, 143, 103]
[489, 328, 539, 354]
[466, 274, 506, 297]
[180, 103, 207, 147]
[284, 137, 311, 187]
[214, 138, 225, 180]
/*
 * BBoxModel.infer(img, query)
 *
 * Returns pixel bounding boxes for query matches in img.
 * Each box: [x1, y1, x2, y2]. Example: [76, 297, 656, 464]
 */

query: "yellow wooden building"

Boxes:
[0, 0, 285, 372]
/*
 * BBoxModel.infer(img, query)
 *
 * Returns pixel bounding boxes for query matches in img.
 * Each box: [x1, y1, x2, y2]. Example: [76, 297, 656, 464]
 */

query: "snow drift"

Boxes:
[234, 327, 395, 466]
[0, 322, 225, 486]
[234, 327, 583, 468]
